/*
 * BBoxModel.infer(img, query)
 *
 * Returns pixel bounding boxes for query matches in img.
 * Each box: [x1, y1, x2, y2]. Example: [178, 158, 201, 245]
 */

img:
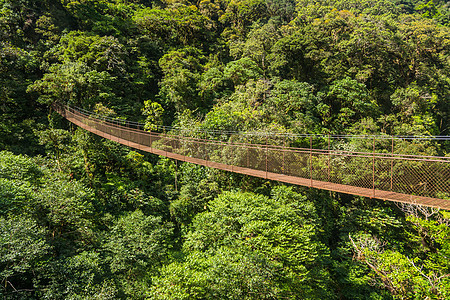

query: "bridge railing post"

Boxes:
[372, 136, 375, 198]
[310, 136, 313, 187]
[119, 120, 122, 141]
[265, 134, 268, 179]
[282, 135, 285, 174]
[390, 136, 394, 191]
[247, 134, 249, 169]
[328, 134, 330, 182]
[149, 130, 153, 149]
[204, 131, 208, 166]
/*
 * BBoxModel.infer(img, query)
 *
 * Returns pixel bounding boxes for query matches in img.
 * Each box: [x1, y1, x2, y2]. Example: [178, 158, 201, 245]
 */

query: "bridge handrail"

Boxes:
[60, 103, 450, 141]
[58, 104, 449, 163]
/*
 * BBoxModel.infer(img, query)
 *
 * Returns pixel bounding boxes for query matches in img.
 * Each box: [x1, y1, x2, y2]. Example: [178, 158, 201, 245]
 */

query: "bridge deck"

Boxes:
[59, 106, 450, 210]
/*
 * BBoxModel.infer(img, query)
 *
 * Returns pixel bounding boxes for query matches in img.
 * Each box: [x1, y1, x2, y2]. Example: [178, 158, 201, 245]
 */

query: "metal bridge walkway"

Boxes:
[54, 104, 450, 210]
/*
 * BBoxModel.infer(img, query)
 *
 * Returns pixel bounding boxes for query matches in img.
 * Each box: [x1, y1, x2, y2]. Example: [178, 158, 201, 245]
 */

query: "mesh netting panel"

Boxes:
[61, 105, 450, 207]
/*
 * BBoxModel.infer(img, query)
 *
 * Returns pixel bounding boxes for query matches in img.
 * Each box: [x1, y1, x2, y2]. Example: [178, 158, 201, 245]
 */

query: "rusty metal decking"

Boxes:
[54, 104, 450, 210]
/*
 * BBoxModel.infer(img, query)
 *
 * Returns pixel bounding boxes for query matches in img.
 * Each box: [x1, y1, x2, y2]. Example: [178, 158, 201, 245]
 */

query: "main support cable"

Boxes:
[53, 103, 450, 210]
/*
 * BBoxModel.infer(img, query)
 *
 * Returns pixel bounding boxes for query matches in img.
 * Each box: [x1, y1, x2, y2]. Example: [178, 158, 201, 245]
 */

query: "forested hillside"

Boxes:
[1, 0, 450, 298]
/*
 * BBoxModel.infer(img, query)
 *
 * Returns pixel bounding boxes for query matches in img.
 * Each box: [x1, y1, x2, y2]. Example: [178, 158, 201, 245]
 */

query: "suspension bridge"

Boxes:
[54, 103, 450, 210]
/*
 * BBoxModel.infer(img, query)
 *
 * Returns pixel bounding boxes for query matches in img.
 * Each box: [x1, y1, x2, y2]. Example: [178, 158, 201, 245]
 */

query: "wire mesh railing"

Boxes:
[54, 103, 450, 208]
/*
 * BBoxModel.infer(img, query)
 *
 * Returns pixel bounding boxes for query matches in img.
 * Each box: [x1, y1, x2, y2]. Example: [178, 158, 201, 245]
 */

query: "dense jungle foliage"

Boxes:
[1, 0, 450, 298]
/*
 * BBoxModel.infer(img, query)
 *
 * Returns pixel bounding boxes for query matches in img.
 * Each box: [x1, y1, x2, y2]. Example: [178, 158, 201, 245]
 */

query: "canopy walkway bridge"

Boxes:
[54, 104, 450, 210]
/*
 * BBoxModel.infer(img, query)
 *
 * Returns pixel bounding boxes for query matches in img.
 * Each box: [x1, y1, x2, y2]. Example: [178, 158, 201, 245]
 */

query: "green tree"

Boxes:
[230, 20, 281, 75]
[104, 209, 174, 298]
[0, 216, 50, 299]
[133, 4, 213, 48]
[223, 57, 263, 86]
[158, 47, 206, 113]
[152, 187, 333, 299]
[28, 61, 117, 107]
[263, 79, 320, 132]
[350, 206, 450, 299]
[220, 0, 269, 35]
